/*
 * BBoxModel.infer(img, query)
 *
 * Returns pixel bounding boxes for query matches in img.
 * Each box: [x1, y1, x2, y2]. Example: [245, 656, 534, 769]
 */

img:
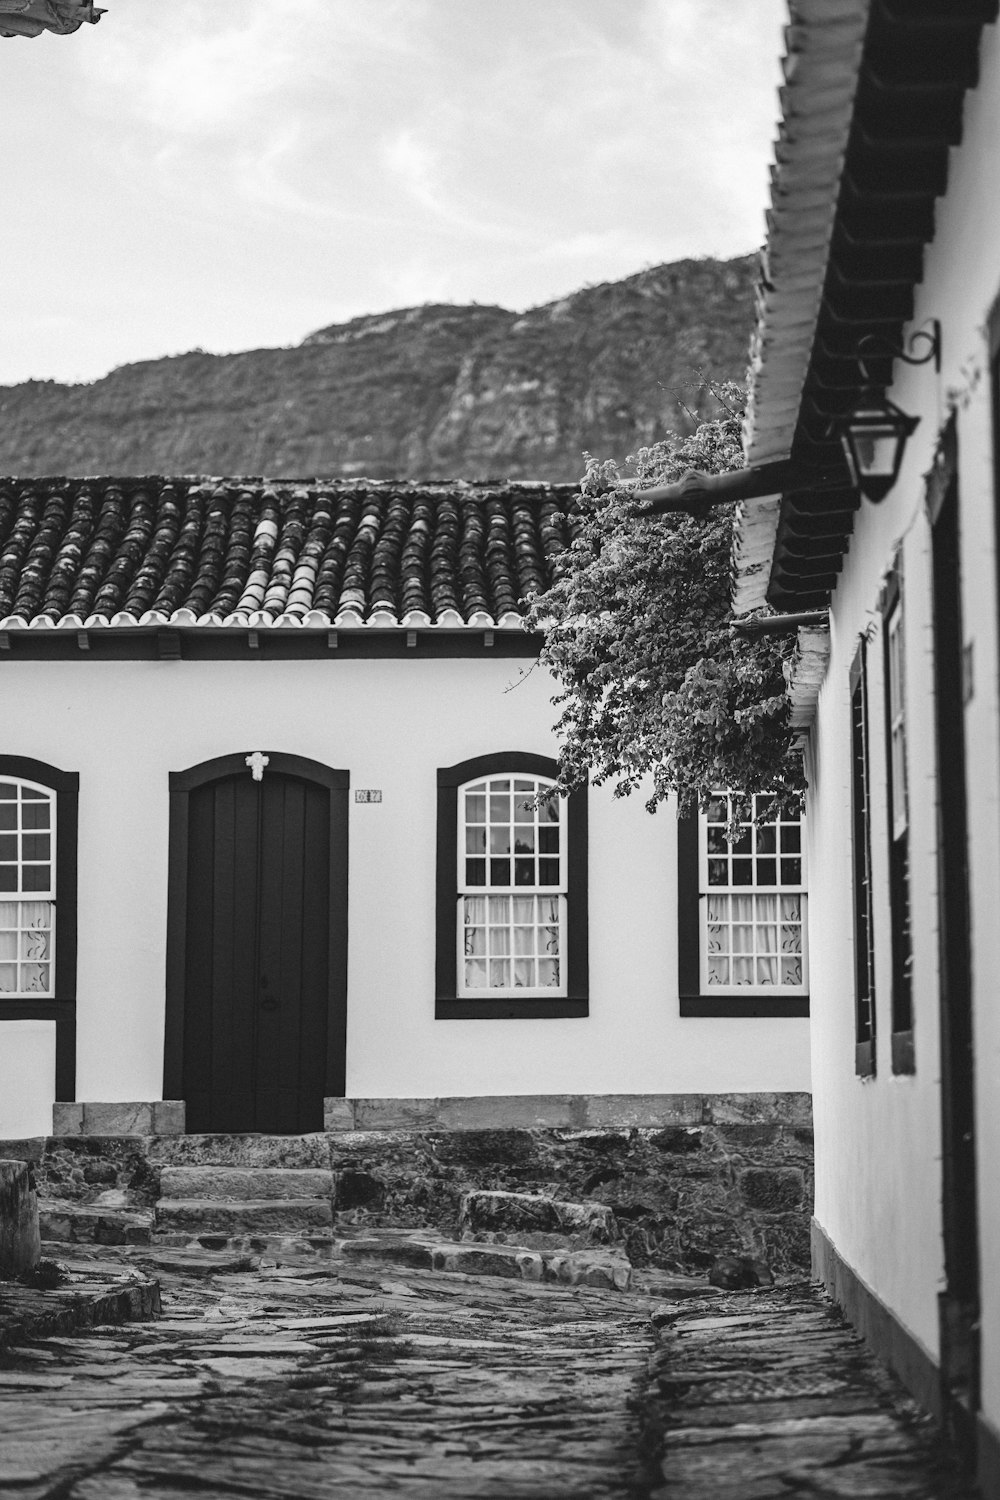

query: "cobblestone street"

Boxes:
[0, 1248, 979, 1498]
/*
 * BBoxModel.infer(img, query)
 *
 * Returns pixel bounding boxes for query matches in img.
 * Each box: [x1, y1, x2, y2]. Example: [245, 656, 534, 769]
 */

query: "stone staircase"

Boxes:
[155, 1165, 335, 1238]
[1, 1096, 814, 1291]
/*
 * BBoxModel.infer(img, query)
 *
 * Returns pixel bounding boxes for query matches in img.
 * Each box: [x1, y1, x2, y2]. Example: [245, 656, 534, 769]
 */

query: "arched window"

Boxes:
[437, 753, 588, 1019]
[0, 778, 57, 997]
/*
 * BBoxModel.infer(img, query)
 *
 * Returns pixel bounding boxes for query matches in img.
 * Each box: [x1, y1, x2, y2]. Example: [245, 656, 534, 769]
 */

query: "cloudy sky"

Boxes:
[2, 0, 787, 386]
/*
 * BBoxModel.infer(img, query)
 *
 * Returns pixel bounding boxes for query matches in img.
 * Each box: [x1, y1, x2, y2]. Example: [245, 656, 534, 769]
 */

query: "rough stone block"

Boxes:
[740, 1167, 805, 1212]
[151, 1100, 186, 1135]
[459, 1190, 615, 1245]
[155, 1197, 334, 1235]
[52, 1102, 84, 1135]
[708, 1092, 813, 1126]
[81, 1102, 153, 1135]
[438, 1096, 578, 1131]
[158, 1166, 334, 1202]
[0, 1137, 45, 1165]
[433, 1243, 525, 1279]
[583, 1094, 706, 1129]
[147, 1134, 330, 1169]
[334, 1169, 386, 1211]
[543, 1248, 632, 1291]
[352, 1098, 443, 1130]
[0, 1160, 40, 1275]
[323, 1097, 356, 1132]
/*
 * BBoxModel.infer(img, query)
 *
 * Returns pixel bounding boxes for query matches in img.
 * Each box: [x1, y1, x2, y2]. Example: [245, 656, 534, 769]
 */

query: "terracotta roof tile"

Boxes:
[0, 477, 580, 631]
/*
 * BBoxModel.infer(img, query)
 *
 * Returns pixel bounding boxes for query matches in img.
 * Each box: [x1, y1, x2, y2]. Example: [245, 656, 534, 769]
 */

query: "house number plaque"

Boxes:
[355, 789, 382, 803]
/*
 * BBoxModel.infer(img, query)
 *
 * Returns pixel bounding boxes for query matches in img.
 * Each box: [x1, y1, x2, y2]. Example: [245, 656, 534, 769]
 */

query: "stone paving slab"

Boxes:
[0, 1247, 978, 1499]
[640, 1284, 978, 1499]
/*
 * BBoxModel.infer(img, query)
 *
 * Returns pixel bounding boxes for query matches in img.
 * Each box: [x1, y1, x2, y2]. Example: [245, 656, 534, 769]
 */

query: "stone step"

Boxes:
[458, 1189, 616, 1246]
[158, 1166, 334, 1202]
[333, 1228, 633, 1291]
[40, 1202, 155, 1247]
[154, 1197, 333, 1235]
[147, 1134, 330, 1169]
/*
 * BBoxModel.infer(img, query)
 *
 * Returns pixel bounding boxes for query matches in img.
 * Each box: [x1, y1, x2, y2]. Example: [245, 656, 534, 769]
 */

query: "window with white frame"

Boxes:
[458, 774, 566, 996]
[0, 778, 56, 998]
[700, 793, 807, 995]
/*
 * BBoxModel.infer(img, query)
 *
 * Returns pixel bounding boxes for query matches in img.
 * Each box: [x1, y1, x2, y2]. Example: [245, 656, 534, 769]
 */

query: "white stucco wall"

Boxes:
[0, 1019, 55, 1138]
[0, 652, 810, 1137]
[808, 17, 1000, 1438]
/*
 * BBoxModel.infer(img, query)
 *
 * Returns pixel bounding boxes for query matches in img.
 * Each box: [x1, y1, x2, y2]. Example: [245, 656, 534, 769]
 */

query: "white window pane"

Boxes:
[538, 959, 559, 987]
[0, 932, 14, 960]
[0, 963, 16, 992]
[465, 958, 488, 988]
[489, 958, 510, 987]
[511, 895, 535, 922]
[20, 928, 50, 961]
[782, 956, 803, 986]
[733, 958, 754, 985]
[733, 925, 753, 954]
[488, 926, 511, 956]
[706, 924, 728, 955]
[464, 896, 487, 925]
[21, 964, 49, 992]
[513, 957, 534, 987]
[488, 895, 510, 923]
[707, 957, 729, 985]
[781, 924, 801, 954]
[513, 926, 534, 955]
[757, 957, 778, 984]
[464, 927, 485, 957]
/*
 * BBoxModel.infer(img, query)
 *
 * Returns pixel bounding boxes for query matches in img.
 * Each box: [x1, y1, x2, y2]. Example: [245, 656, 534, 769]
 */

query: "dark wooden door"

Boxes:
[171, 757, 347, 1134]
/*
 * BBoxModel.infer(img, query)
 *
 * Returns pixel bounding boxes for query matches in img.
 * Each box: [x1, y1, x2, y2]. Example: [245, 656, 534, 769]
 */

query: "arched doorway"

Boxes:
[164, 753, 348, 1134]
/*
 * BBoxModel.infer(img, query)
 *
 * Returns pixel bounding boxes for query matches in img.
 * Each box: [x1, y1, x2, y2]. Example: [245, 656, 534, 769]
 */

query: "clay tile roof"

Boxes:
[0, 477, 581, 632]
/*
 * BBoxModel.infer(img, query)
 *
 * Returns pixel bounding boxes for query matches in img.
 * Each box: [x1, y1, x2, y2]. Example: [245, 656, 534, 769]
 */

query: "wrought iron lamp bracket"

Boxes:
[856, 318, 941, 381]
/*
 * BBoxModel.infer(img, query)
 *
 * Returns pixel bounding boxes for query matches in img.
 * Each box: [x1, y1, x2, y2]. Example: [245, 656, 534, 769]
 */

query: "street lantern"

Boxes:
[838, 390, 920, 504]
[836, 317, 941, 505]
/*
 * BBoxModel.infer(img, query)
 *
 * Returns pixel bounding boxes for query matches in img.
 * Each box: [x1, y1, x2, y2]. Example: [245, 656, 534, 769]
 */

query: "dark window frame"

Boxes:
[436, 752, 588, 1019]
[850, 641, 877, 1076]
[0, 755, 79, 1101]
[880, 570, 915, 1074]
[676, 805, 810, 1018]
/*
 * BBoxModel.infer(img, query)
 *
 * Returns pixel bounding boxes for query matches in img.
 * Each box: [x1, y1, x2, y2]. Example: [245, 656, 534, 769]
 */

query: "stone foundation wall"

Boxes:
[1, 1096, 814, 1275]
[325, 1121, 814, 1275]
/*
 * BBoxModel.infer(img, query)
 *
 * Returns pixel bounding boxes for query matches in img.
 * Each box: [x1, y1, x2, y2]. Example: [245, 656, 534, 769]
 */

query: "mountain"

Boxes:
[0, 255, 756, 482]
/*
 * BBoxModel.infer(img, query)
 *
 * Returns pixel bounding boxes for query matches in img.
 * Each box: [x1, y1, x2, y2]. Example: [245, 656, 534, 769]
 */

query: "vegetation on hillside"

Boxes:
[0, 257, 755, 480]
[526, 385, 805, 818]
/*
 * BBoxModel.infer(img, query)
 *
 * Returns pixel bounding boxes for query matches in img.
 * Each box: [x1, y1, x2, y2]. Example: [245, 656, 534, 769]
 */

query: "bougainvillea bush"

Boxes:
[525, 385, 805, 819]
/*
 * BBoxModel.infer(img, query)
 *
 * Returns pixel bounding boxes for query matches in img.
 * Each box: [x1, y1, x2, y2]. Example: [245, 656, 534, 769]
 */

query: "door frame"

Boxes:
[163, 752, 350, 1111]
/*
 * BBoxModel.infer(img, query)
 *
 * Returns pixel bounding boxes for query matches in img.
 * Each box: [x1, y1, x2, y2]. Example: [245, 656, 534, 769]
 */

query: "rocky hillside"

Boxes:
[0, 255, 756, 482]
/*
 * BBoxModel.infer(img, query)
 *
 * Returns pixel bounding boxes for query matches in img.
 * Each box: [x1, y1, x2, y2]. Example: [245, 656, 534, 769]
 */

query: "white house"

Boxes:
[0, 476, 810, 1140]
[736, 0, 1000, 1491]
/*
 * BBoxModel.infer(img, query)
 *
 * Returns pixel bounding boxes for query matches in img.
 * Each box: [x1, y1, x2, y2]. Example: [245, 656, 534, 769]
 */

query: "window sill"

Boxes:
[680, 995, 809, 1017]
[436, 997, 588, 1020]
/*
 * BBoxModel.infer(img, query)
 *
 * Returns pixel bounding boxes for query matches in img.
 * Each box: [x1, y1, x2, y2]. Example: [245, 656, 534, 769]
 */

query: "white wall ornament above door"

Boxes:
[245, 752, 270, 782]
